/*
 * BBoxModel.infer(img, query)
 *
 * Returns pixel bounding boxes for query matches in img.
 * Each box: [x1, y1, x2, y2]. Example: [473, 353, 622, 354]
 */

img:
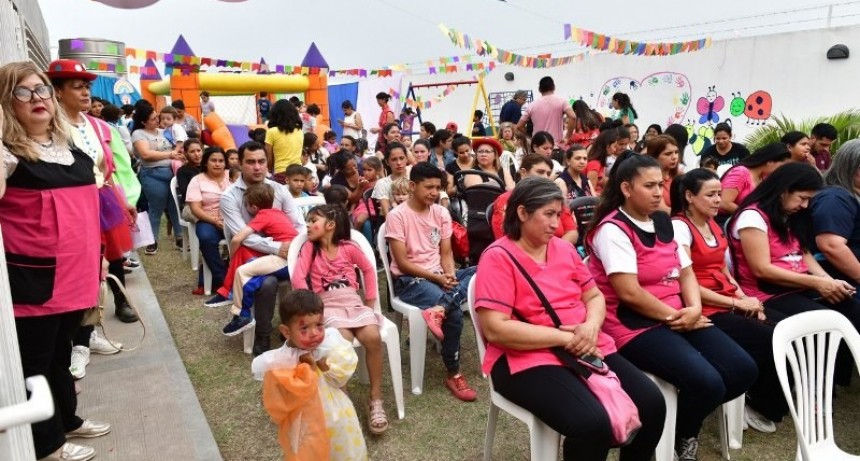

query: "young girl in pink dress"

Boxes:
[290, 204, 388, 435]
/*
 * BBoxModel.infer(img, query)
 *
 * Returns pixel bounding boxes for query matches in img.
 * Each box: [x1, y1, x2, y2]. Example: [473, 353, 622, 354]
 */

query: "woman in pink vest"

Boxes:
[671, 168, 788, 434]
[0, 61, 109, 461]
[586, 153, 756, 461]
[729, 161, 860, 385]
[475, 176, 664, 461]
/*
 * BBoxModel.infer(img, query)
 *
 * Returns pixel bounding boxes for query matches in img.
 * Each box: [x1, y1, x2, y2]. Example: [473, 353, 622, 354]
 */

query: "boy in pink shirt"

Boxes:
[385, 163, 477, 401]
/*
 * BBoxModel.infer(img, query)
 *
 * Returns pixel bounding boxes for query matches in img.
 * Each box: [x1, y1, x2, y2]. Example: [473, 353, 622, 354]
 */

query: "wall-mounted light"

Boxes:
[827, 44, 849, 60]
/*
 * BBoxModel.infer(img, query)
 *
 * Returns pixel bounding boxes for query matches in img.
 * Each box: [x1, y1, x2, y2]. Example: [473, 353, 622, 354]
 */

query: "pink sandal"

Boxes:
[368, 399, 389, 435]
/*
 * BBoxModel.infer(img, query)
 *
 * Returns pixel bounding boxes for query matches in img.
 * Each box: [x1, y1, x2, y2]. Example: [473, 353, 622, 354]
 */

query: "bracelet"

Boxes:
[730, 298, 736, 312]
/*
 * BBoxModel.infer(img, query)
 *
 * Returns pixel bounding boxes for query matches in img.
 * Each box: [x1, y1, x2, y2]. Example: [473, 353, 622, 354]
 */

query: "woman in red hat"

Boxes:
[0, 61, 110, 461]
[46, 59, 140, 381]
[465, 137, 515, 190]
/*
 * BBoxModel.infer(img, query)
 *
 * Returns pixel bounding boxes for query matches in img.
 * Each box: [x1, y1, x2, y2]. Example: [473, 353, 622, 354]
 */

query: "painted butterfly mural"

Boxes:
[697, 86, 725, 125]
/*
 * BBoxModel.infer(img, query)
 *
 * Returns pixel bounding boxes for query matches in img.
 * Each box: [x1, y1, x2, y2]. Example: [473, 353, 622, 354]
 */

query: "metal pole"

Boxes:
[828, 4, 834, 27]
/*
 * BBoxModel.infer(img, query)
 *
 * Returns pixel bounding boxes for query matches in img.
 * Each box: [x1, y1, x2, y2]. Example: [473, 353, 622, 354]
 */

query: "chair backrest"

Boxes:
[466, 277, 488, 364]
[293, 195, 326, 218]
[169, 176, 190, 227]
[376, 223, 399, 302]
[485, 202, 494, 226]
[286, 230, 383, 315]
[772, 310, 860, 459]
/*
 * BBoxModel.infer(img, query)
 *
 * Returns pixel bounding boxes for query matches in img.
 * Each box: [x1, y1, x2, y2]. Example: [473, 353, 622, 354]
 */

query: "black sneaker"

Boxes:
[204, 293, 232, 308]
[115, 302, 138, 323]
[222, 315, 256, 337]
[144, 244, 158, 255]
[124, 257, 140, 268]
[175, 238, 184, 251]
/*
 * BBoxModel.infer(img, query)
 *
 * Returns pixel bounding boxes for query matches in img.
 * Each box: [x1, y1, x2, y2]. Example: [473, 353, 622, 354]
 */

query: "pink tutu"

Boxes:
[319, 287, 383, 330]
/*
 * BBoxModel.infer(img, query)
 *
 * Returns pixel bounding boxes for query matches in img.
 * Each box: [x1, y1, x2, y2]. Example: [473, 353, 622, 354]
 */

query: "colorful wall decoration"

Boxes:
[593, 72, 693, 127]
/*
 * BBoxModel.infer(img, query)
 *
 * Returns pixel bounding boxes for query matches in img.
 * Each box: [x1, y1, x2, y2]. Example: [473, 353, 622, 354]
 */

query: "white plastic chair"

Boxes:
[772, 310, 860, 461]
[192, 221, 227, 296]
[645, 374, 741, 461]
[292, 195, 326, 218]
[377, 223, 440, 395]
[169, 176, 193, 265]
[466, 277, 561, 461]
[286, 230, 405, 419]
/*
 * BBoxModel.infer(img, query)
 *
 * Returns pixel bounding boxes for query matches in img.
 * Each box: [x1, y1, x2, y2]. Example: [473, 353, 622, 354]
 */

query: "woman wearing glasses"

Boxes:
[0, 61, 110, 461]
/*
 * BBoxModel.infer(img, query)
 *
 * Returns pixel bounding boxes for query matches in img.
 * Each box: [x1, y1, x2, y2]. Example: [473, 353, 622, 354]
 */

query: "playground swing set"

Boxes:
[399, 73, 498, 139]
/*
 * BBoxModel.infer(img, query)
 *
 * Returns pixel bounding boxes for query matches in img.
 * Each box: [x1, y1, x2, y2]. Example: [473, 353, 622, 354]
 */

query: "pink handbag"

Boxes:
[498, 247, 642, 446]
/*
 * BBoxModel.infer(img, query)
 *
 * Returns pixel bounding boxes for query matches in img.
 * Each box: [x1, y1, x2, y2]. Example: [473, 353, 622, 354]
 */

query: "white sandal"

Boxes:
[368, 399, 389, 435]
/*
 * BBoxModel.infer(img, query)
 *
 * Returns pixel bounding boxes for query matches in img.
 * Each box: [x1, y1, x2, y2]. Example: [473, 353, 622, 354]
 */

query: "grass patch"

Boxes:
[144, 233, 860, 460]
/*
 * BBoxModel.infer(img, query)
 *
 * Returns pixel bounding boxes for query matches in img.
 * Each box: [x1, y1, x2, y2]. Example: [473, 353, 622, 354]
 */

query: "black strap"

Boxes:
[495, 246, 591, 377]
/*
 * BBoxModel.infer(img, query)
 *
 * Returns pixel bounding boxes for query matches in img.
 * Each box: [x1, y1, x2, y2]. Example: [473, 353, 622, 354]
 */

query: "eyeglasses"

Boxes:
[12, 85, 54, 103]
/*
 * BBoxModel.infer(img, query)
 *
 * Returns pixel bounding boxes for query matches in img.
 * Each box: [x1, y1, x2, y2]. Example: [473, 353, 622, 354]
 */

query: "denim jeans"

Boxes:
[394, 266, 476, 373]
[139, 166, 181, 241]
[195, 221, 227, 288]
[620, 325, 758, 439]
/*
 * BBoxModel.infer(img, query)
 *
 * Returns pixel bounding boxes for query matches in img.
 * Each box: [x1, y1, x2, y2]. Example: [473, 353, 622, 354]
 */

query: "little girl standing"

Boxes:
[352, 156, 382, 232]
[290, 204, 389, 435]
[252, 289, 368, 461]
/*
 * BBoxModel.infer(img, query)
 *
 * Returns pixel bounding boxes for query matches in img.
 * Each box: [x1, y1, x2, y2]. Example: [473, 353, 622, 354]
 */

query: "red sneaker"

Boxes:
[421, 308, 445, 341]
[191, 286, 205, 296]
[445, 374, 477, 402]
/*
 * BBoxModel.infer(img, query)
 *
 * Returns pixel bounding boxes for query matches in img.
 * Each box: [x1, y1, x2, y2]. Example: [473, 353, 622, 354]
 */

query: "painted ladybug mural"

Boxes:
[744, 91, 773, 125]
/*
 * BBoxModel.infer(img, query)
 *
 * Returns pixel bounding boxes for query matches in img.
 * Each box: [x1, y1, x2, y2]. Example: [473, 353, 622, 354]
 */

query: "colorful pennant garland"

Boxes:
[438, 24, 587, 68]
[121, 47, 495, 78]
[562, 25, 712, 56]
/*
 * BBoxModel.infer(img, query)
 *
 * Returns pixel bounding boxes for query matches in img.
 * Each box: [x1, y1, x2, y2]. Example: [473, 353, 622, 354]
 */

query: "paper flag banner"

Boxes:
[563, 24, 711, 56]
[439, 24, 586, 69]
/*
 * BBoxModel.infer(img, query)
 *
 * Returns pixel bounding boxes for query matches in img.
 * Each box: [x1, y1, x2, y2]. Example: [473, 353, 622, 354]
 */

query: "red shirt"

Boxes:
[491, 190, 577, 240]
[376, 104, 394, 146]
[248, 208, 299, 243]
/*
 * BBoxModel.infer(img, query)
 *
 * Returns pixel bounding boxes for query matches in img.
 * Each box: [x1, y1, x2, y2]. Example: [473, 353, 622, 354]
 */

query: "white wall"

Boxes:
[402, 25, 860, 166]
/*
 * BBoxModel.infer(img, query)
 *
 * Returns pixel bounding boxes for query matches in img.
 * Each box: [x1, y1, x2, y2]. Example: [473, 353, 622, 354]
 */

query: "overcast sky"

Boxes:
[38, 0, 860, 69]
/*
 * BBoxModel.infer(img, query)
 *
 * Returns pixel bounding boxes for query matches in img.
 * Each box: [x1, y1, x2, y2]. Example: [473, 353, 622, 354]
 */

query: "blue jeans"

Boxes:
[394, 266, 476, 373]
[139, 166, 181, 241]
[620, 325, 757, 439]
[195, 221, 227, 288]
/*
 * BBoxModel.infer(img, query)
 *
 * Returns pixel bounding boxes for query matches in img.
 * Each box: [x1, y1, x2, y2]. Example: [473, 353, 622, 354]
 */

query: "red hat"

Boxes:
[446, 121, 459, 133]
[471, 137, 503, 155]
[45, 59, 97, 82]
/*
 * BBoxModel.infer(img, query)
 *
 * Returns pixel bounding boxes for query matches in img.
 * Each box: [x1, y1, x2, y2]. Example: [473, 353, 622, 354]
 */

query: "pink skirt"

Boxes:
[319, 287, 384, 330]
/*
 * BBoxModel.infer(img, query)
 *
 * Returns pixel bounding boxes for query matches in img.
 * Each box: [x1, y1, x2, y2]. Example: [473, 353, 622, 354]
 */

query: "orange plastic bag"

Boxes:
[262, 364, 330, 461]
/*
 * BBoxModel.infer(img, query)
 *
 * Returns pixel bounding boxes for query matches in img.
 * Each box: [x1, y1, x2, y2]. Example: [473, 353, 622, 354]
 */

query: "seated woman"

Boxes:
[464, 137, 515, 190]
[556, 144, 593, 202]
[475, 176, 664, 461]
[186, 147, 230, 291]
[645, 135, 681, 213]
[718, 142, 790, 223]
[492, 153, 577, 244]
[671, 169, 788, 433]
[812, 140, 860, 292]
[586, 154, 757, 461]
[729, 161, 860, 385]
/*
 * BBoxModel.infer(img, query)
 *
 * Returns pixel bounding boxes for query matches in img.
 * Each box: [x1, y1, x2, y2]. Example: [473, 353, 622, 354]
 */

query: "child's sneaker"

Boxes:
[222, 315, 256, 337]
[421, 308, 445, 341]
[144, 244, 158, 255]
[204, 293, 232, 308]
[191, 286, 205, 296]
[444, 374, 477, 402]
[89, 331, 121, 354]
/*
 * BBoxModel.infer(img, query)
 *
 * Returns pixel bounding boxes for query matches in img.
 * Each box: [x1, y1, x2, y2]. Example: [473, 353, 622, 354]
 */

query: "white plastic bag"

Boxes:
[131, 211, 155, 249]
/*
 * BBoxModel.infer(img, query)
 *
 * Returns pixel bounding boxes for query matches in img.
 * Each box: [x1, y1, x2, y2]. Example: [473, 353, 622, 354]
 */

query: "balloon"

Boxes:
[92, 0, 246, 8]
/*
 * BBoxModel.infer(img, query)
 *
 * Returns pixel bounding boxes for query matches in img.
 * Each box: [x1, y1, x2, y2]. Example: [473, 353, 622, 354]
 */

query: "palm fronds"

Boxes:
[743, 109, 860, 153]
